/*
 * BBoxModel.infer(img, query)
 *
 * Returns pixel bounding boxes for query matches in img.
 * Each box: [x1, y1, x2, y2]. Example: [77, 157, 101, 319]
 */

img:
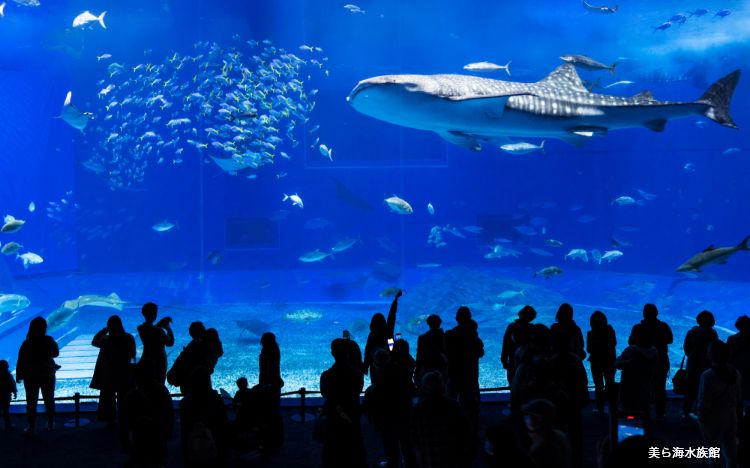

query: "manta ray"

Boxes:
[59, 91, 94, 132]
[347, 64, 739, 149]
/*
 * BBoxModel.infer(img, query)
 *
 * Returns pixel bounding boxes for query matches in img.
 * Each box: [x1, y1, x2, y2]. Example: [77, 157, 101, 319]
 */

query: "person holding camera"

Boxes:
[137, 302, 175, 384]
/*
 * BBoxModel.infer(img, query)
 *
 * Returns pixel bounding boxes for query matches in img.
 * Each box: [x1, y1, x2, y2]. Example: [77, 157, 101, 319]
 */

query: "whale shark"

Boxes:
[347, 64, 739, 149]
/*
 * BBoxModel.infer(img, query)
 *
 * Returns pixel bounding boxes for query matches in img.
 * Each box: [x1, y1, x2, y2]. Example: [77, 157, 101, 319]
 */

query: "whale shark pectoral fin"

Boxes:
[644, 119, 667, 132]
[438, 131, 482, 151]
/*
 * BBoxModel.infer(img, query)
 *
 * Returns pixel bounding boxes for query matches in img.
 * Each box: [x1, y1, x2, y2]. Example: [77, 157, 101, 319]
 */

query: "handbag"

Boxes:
[672, 356, 687, 395]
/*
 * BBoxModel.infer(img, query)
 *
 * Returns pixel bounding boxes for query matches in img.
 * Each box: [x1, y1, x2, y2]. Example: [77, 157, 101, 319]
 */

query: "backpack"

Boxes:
[186, 421, 217, 464]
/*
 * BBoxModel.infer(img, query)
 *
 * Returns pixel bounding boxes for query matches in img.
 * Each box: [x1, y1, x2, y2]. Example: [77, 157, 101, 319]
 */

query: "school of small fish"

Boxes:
[84, 38, 326, 190]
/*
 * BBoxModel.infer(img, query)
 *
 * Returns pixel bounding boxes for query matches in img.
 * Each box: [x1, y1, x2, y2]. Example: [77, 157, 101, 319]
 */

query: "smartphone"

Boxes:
[387, 338, 394, 351]
[395, 333, 402, 341]
[616, 414, 645, 442]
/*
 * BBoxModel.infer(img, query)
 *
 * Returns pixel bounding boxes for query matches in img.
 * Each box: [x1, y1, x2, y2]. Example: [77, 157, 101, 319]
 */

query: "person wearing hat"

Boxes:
[522, 399, 572, 468]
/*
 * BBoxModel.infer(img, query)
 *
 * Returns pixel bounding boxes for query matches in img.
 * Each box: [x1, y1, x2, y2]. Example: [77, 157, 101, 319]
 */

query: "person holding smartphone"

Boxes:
[137, 302, 174, 384]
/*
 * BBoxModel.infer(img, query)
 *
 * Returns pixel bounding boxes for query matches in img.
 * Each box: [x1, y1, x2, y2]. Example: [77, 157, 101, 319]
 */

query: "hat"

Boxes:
[522, 399, 556, 422]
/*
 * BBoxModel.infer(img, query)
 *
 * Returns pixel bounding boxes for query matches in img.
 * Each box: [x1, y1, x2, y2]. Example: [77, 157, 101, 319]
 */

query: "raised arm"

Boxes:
[386, 289, 402, 339]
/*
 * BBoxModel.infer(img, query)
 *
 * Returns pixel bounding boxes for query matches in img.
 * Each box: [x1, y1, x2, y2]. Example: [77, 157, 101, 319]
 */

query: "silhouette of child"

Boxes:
[0, 359, 18, 430]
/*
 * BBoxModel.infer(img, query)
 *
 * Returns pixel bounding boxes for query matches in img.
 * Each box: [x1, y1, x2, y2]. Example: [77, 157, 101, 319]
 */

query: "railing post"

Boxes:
[300, 387, 306, 423]
[74, 393, 80, 428]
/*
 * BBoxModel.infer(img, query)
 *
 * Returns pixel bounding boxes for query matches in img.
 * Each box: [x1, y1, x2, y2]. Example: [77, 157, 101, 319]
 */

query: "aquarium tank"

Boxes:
[0, 0, 747, 400]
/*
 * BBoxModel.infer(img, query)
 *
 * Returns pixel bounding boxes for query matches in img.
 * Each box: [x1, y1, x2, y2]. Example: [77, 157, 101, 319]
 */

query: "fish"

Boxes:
[152, 220, 176, 232]
[636, 189, 656, 201]
[1, 241, 23, 255]
[0, 3, 5, 17]
[304, 217, 331, 230]
[514, 225, 538, 236]
[72, 10, 107, 29]
[484, 245, 522, 259]
[284, 309, 323, 322]
[500, 140, 544, 155]
[96, 53, 112, 61]
[427, 203, 435, 215]
[463, 61, 511, 76]
[653, 21, 672, 31]
[62, 292, 126, 311]
[723, 147, 741, 155]
[534, 266, 563, 279]
[545, 239, 563, 247]
[283, 193, 304, 209]
[347, 64, 740, 150]
[565, 248, 589, 262]
[416, 263, 442, 268]
[677, 236, 750, 272]
[207, 251, 222, 265]
[384, 195, 413, 214]
[1, 215, 24, 233]
[59, 91, 94, 133]
[683, 162, 696, 172]
[319, 144, 333, 161]
[12, 0, 39, 6]
[497, 290, 525, 300]
[715, 9, 731, 18]
[560, 55, 617, 74]
[17, 252, 43, 268]
[603, 80, 635, 89]
[98, 84, 115, 97]
[602, 250, 623, 262]
[530, 247, 553, 257]
[331, 237, 359, 253]
[581, 0, 617, 14]
[670, 14, 688, 24]
[591, 249, 602, 264]
[236, 318, 270, 336]
[0, 294, 30, 313]
[298, 249, 332, 263]
[689, 8, 708, 17]
[612, 196, 636, 205]
[463, 226, 483, 234]
[343, 3, 365, 14]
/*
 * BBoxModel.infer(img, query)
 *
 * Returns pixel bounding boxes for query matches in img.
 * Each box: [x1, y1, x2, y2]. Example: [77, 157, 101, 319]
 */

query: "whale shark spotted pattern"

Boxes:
[347, 64, 739, 150]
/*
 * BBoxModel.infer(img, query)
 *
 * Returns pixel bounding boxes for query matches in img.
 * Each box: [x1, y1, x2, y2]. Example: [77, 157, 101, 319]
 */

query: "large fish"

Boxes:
[347, 64, 739, 149]
[677, 236, 750, 272]
[59, 91, 94, 133]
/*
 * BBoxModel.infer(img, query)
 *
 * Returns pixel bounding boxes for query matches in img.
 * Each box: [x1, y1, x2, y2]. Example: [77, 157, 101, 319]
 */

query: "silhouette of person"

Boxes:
[232, 377, 252, 434]
[257, 331, 284, 450]
[122, 358, 174, 465]
[204, 328, 224, 373]
[0, 359, 17, 431]
[415, 314, 447, 387]
[728, 315, 750, 402]
[411, 371, 471, 468]
[15, 316, 59, 433]
[371, 342, 417, 468]
[683, 310, 719, 417]
[445, 306, 484, 429]
[501, 305, 537, 384]
[550, 303, 586, 360]
[522, 399, 572, 468]
[90, 315, 136, 442]
[698, 340, 742, 468]
[167, 321, 206, 395]
[616, 325, 657, 417]
[364, 290, 401, 378]
[587, 310, 616, 414]
[628, 303, 673, 420]
[320, 338, 366, 468]
[341, 330, 363, 371]
[548, 331, 589, 468]
[180, 366, 230, 467]
[137, 302, 174, 384]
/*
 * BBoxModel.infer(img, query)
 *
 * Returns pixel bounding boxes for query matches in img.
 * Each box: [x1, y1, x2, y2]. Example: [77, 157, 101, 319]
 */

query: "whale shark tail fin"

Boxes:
[699, 69, 740, 129]
[738, 235, 750, 251]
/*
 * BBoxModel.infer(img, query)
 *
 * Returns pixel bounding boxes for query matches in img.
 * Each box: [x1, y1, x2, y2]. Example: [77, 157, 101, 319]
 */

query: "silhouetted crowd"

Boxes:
[3, 294, 750, 467]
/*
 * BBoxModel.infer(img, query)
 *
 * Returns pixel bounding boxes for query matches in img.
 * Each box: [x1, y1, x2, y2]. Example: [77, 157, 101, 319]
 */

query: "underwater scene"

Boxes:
[0, 0, 748, 399]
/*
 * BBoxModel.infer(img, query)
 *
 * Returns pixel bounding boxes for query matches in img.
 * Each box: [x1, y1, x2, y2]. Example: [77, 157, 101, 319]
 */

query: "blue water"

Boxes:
[0, 0, 748, 398]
